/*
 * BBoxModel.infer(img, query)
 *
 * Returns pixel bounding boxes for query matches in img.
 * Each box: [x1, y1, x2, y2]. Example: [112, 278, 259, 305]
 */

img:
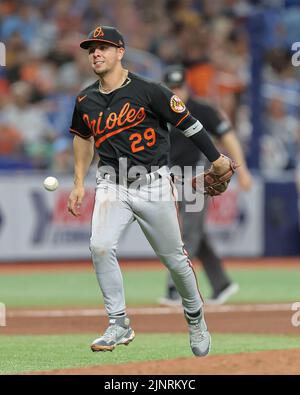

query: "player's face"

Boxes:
[88, 43, 125, 76]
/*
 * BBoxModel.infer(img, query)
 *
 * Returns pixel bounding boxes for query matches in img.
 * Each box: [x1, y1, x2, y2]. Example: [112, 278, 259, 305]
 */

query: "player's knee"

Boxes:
[159, 256, 182, 271]
[90, 241, 115, 258]
[159, 254, 191, 274]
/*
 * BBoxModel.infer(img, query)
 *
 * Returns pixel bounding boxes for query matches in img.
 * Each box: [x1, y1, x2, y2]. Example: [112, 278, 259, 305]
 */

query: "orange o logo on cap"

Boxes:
[93, 27, 104, 38]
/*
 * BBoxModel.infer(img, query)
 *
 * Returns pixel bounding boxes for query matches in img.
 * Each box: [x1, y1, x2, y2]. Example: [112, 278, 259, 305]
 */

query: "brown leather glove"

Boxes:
[192, 155, 238, 196]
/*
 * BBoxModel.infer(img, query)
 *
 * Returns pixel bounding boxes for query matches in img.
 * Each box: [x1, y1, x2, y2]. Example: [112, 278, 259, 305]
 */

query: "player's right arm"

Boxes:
[68, 98, 94, 216]
[68, 135, 94, 216]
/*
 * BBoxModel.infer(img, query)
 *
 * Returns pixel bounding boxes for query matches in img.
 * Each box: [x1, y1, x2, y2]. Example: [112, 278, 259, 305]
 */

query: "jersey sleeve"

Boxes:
[69, 104, 92, 139]
[149, 83, 198, 131]
[201, 104, 232, 138]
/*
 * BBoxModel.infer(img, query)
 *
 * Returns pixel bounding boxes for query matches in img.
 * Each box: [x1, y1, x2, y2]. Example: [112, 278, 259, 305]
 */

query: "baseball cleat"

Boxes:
[184, 309, 211, 357]
[91, 316, 135, 352]
[206, 282, 239, 305]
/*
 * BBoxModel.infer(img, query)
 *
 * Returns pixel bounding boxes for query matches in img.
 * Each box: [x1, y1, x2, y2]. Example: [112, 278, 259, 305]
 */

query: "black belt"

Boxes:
[98, 170, 162, 187]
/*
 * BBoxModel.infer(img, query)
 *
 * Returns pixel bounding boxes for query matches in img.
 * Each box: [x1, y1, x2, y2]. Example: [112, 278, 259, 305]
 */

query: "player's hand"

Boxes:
[212, 154, 235, 175]
[192, 154, 237, 197]
[68, 186, 85, 216]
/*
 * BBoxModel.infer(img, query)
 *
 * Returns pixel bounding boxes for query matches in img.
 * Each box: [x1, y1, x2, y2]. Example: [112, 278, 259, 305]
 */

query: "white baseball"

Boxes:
[43, 176, 59, 191]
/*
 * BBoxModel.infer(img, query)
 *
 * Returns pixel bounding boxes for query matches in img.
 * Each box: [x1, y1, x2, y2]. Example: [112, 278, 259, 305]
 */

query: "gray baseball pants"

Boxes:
[90, 167, 203, 317]
[167, 196, 231, 294]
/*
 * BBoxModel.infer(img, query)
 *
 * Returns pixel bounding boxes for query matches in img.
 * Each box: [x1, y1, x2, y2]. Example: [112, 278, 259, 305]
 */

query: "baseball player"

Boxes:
[67, 26, 233, 356]
[159, 65, 253, 306]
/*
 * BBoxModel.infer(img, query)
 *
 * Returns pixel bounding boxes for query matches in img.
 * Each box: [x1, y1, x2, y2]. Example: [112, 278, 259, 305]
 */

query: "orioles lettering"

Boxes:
[82, 102, 146, 147]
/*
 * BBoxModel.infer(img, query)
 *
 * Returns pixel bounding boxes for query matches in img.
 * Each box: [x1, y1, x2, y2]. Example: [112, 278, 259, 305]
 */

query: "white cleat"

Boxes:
[91, 316, 135, 352]
[184, 309, 211, 357]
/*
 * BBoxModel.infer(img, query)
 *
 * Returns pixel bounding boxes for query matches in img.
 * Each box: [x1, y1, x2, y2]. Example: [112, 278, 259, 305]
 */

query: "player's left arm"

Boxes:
[149, 82, 230, 172]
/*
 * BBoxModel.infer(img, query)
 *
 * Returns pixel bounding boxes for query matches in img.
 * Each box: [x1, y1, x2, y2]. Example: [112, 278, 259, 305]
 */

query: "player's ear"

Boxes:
[117, 47, 125, 61]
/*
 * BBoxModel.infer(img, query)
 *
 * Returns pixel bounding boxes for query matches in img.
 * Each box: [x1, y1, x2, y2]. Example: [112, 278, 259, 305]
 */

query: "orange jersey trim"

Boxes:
[175, 111, 190, 128]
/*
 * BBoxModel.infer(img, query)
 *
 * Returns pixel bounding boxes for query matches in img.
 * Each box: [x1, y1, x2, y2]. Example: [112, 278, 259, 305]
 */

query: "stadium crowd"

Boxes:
[0, 0, 299, 176]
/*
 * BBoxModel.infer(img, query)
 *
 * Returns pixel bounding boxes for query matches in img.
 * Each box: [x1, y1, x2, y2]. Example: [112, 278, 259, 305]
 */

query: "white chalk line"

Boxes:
[7, 303, 294, 318]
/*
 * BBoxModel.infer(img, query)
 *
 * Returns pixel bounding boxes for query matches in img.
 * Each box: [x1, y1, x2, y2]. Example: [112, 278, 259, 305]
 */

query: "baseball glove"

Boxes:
[192, 155, 238, 196]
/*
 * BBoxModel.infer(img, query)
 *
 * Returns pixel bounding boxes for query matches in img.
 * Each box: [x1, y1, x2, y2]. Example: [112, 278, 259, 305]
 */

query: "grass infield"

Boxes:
[0, 333, 300, 374]
[0, 267, 299, 307]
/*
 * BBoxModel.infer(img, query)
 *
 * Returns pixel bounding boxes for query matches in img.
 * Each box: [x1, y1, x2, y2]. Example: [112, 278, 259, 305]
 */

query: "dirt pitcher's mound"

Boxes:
[29, 349, 300, 375]
[3, 307, 299, 335]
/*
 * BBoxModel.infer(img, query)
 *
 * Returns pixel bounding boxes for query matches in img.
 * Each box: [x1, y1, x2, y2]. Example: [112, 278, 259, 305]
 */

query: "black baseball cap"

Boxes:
[163, 65, 186, 88]
[80, 26, 125, 49]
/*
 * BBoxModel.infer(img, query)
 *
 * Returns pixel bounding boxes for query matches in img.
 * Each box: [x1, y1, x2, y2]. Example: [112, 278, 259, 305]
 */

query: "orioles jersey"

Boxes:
[69, 72, 202, 173]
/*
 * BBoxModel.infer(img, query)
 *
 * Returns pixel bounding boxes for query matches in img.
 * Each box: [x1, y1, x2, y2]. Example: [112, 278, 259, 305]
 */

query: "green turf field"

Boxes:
[0, 266, 300, 375]
[0, 333, 299, 374]
[0, 267, 299, 307]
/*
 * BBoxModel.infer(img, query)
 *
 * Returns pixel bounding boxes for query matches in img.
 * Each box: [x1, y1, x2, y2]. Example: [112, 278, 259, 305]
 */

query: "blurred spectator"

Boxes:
[51, 137, 73, 174]
[3, 31, 28, 83]
[260, 97, 300, 171]
[0, 0, 299, 174]
[261, 43, 300, 172]
[177, 20, 215, 98]
[3, 81, 56, 169]
[263, 48, 300, 116]
[0, 89, 23, 157]
[1, 3, 42, 46]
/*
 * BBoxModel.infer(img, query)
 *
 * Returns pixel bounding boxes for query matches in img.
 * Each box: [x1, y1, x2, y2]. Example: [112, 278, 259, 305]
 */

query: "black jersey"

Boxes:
[169, 97, 232, 169]
[69, 72, 199, 173]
